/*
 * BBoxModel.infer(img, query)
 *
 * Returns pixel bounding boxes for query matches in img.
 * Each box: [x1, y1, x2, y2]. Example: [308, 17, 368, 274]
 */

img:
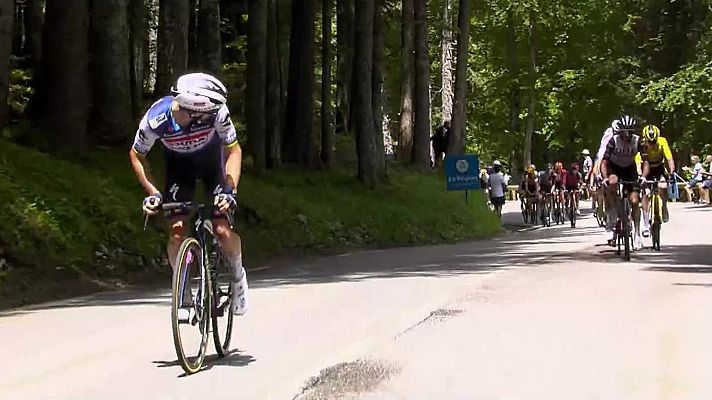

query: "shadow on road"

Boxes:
[4, 210, 710, 314]
[153, 349, 257, 377]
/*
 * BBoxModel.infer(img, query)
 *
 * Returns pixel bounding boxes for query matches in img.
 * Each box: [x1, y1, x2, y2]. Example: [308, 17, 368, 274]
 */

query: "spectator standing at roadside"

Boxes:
[488, 160, 507, 219]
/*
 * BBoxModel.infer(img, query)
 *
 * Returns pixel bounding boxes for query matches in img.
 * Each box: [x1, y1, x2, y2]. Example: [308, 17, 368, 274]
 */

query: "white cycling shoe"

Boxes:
[230, 276, 249, 316]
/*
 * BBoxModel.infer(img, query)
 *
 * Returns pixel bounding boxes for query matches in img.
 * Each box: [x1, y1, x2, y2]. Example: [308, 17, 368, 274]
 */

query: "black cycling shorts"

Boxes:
[163, 141, 227, 217]
[609, 163, 640, 192]
[647, 164, 667, 181]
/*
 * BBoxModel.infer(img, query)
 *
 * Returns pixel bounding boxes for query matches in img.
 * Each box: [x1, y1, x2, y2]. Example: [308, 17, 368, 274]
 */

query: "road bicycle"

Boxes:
[644, 179, 664, 251]
[564, 189, 578, 228]
[552, 189, 565, 225]
[521, 194, 538, 224]
[612, 181, 638, 261]
[148, 202, 235, 374]
[540, 192, 552, 227]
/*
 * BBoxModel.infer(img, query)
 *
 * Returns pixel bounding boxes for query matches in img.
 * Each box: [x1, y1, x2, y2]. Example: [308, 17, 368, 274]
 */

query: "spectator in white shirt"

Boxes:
[488, 160, 507, 219]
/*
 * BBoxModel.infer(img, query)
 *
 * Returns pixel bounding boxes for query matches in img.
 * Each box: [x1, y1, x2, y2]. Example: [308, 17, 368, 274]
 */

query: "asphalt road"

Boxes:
[1, 201, 711, 400]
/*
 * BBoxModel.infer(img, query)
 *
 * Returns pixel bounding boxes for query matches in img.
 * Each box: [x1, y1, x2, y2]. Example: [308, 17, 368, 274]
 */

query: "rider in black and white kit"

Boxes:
[600, 115, 649, 250]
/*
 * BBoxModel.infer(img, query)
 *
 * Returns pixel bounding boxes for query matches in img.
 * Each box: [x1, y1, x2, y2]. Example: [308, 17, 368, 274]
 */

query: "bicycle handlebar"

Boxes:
[160, 202, 206, 212]
[143, 202, 207, 231]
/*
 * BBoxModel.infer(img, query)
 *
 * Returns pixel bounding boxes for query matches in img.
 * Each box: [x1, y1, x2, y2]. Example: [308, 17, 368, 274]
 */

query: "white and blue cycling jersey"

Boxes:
[132, 96, 238, 155]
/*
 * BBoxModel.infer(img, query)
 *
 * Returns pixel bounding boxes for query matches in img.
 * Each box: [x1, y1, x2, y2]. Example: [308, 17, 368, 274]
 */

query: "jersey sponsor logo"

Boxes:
[149, 113, 168, 129]
[162, 129, 214, 153]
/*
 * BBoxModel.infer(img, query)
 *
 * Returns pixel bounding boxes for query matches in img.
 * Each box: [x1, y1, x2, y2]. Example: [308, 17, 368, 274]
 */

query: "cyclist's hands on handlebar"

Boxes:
[142, 193, 163, 215]
[214, 191, 237, 213]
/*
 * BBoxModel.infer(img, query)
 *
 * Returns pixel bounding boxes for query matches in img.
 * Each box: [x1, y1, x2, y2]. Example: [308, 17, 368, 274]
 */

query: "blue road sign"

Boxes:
[445, 154, 480, 191]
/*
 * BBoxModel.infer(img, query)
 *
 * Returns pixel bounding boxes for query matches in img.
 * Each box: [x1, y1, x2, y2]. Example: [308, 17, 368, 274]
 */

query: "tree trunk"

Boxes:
[198, 0, 222, 74]
[336, 0, 354, 134]
[507, 8, 521, 182]
[523, 9, 537, 170]
[353, 0, 385, 186]
[413, 0, 431, 168]
[265, 0, 281, 168]
[12, 1, 23, 56]
[129, 0, 146, 117]
[507, 8, 519, 137]
[247, 0, 267, 169]
[24, 0, 44, 66]
[91, 0, 133, 145]
[448, 0, 470, 155]
[440, 0, 453, 123]
[0, 0, 12, 125]
[283, 0, 316, 166]
[372, 0, 384, 137]
[39, 0, 90, 152]
[398, 0, 415, 163]
[188, 0, 199, 68]
[144, 0, 159, 95]
[156, 0, 189, 94]
[321, 0, 334, 165]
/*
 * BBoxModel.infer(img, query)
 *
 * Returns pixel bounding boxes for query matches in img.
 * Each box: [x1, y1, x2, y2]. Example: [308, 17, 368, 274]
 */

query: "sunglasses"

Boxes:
[180, 107, 217, 123]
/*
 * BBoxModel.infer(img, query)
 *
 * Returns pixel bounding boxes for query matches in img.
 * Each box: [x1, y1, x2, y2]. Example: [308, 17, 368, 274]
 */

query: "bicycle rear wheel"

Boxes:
[651, 194, 662, 251]
[172, 238, 211, 374]
[542, 201, 551, 227]
[211, 251, 235, 357]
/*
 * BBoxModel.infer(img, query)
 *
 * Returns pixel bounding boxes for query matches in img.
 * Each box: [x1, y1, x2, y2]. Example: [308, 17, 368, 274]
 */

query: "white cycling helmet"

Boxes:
[171, 73, 227, 113]
[611, 119, 621, 133]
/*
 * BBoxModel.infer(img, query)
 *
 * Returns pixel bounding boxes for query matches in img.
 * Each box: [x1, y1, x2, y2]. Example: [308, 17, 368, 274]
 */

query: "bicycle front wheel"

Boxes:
[172, 238, 211, 374]
[623, 199, 631, 261]
[651, 194, 662, 251]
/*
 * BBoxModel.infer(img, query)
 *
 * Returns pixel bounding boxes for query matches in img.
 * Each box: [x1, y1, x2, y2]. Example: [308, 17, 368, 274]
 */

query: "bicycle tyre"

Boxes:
[211, 251, 235, 357]
[569, 195, 576, 228]
[651, 194, 662, 251]
[172, 238, 211, 374]
[623, 199, 631, 261]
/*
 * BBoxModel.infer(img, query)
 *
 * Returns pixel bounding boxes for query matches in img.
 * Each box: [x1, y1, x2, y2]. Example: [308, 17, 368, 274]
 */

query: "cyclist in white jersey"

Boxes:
[600, 115, 648, 250]
[129, 73, 249, 317]
[590, 119, 620, 233]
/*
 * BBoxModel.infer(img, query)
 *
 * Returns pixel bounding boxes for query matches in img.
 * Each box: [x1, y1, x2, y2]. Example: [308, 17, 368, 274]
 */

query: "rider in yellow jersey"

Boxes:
[635, 125, 676, 233]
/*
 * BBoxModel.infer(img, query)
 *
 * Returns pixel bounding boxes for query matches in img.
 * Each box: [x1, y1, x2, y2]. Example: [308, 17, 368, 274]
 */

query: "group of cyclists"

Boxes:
[518, 115, 676, 251]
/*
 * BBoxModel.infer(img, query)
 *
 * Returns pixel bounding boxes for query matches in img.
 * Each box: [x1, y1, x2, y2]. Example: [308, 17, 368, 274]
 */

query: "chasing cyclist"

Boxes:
[550, 162, 567, 216]
[592, 118, 622, 237]
[635, 124, 675, 235]
[129, 73, 249, 318]
[600, 115, 648, 250]
[519, 165, 540, 221]
[565, 163, 583, 215]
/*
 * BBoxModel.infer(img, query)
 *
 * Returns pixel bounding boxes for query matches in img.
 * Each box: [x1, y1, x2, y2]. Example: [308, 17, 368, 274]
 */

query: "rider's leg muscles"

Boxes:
[659, 178, 669, 221]
[214, 218, 249, 314]
[641, 185, 651, 233]
[605, 175, 619, 232]
[168, 217, 190, 269]
[631, 191, 642, 233]
[214, 219, 245, 282]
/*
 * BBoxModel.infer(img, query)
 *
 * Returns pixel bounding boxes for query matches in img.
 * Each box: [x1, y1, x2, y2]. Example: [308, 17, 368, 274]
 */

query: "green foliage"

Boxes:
[9, 65, 33, 115]
[239, 166, 500, 259]
[0, 140, 162, 272]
